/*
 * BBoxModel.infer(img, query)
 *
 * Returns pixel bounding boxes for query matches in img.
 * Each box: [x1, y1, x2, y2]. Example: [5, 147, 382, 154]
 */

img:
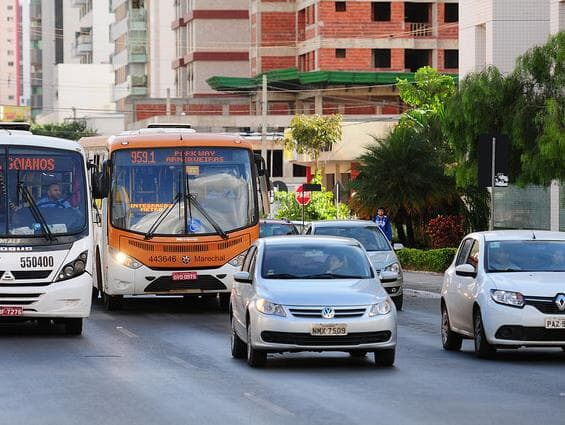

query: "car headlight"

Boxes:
[369, 300, 392, 316]
[110, 247, 142, 269]
[228, 250, 247, 268]
[384, 262, 400, 273]
[490, 290, 525, 308]
[56, 251, 88, 282]
[255, 298, 286, 317]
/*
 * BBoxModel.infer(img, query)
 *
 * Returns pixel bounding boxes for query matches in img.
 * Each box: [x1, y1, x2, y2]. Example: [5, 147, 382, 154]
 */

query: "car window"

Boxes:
[304, 226, 312, 235]
[313, 225, 390, 251]
[242, 246, 256, 272]
[486, 240, 565, 272]
[259, 222, 299, 237]
[455, 239, 474, 266]
[248, 253, 257, 278]
[261, 243, 374, 279]
[466, 240, 480, 268]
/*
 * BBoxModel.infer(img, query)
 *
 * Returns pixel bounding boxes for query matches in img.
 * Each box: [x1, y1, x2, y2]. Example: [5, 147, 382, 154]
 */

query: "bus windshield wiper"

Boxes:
[187, 193, 228, 240]
[144, 192, 182, 240]
[17, 182, 55, 241]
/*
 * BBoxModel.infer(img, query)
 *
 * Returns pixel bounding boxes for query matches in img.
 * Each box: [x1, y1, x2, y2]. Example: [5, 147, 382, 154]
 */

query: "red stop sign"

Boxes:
[295, 184, 311, 205]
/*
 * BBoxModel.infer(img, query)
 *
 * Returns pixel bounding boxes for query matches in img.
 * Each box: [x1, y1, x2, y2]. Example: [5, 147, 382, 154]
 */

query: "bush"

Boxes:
[425, 215, 465, 248]
[397, 247, 457, 273]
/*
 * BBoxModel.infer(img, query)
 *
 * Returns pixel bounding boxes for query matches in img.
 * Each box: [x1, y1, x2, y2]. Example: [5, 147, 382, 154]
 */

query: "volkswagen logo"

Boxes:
[555, 294, 565, 312]
[182, 256, 191, 264]
[321, 307, 335, 319]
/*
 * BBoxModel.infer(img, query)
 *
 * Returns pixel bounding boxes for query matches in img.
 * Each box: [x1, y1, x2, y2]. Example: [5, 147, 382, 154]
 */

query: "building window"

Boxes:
[372, 2, 391, 21]
[7, 50, 14, 55]
[335, 2, 346, 12]
[444, 49, 458, 69]
[405, 49, 431, 72]
[335, 48, 346, 58]
[444, 3, 458, 23]
[405, 3, 429, 23]
[8, 95, 14, 100]
[7, 5, 14, 9]
[7, 61, 14, 66]
[373, 49, 391, 68]
[293, 164, 307, 178]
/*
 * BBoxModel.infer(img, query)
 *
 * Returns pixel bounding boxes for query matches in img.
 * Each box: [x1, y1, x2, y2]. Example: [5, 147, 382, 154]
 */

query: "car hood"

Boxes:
[489, 272, 565, 296]
[257, 278, 387, 306]
[366, 251, 397, 269]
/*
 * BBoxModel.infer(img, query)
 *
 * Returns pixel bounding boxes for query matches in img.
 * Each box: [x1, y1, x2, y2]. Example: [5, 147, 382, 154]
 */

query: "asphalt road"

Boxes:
[0, 293, 564, 425]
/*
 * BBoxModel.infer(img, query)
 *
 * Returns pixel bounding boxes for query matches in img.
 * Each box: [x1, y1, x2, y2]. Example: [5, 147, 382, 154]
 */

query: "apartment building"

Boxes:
[0, 0, 21, 107]
[459, 0, 564, 77]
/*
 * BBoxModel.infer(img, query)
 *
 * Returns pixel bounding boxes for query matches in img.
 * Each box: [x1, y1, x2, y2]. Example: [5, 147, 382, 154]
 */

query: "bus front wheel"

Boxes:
[65, 318, 83, 336]
[218, 293, 230, 312]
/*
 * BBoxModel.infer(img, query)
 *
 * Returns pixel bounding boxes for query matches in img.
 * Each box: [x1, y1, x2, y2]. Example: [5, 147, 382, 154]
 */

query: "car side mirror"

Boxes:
[233, 271, 252, 284]
[455, 264, 477, 278]
[393, 243, 404, 250]
[92, 160, 110, 200]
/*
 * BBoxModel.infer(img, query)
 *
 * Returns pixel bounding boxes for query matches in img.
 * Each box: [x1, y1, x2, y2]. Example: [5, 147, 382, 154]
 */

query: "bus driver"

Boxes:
[37, 182, 71, 208]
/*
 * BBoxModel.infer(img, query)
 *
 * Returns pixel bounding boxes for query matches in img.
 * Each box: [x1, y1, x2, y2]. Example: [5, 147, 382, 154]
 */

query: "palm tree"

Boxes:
[350, 125, 459, 246]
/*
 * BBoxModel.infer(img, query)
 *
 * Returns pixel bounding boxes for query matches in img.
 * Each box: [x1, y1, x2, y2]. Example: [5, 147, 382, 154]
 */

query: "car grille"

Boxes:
[288, 306, 366, 318]
[261, 331, 392, 346]
[12, 271, 52, 280]
[495, 326, 565, 342]
[0, 293, 43, 305]
[524, 296, 565, 315]
[143, 275, 227, 293]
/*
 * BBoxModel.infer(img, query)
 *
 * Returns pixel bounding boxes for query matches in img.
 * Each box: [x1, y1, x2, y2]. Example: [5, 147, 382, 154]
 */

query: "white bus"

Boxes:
[0, 127, 93, 334]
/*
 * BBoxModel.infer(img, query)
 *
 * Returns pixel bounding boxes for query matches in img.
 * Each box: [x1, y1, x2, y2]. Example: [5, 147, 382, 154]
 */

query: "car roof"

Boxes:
[310, 220, 376, 228]
[259, 235, 362, 247]
[470, 230, 565, 242]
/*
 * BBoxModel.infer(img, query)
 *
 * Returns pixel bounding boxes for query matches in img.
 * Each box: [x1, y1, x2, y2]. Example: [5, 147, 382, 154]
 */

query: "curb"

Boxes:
[404, 288, 441, 299]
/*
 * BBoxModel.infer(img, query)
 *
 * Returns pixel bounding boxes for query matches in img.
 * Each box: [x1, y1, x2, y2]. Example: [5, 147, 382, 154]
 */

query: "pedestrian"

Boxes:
[374, 206, 392, 242]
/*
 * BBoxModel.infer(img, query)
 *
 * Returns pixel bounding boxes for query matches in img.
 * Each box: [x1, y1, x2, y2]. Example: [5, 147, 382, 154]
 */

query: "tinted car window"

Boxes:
[486, 240, 565, 272]
[261, 243, 374, 279]
[259, 222, 299, 237]
[313, 226, 390, 251]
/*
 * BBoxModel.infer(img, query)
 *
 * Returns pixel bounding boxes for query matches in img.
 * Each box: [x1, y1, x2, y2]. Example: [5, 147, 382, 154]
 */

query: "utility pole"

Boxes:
[166, 88, 171, 116]
[490, 136, 496, 231]
[261, 74, 268, 165]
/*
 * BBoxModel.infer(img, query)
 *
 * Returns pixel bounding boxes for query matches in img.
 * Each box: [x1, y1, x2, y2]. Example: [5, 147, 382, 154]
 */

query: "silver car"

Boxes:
[441, 230, 565, 358]
[305, 220, 404, 310]
[230, 236, 397, 367]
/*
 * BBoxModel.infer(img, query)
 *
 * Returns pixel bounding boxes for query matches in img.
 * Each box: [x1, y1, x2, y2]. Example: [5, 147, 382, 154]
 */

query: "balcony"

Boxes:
[406, 22, 432, 37]
[112, 75, 147, 101]
[110, 9, 147, 41]
[111, 0, 127, 12]
[112, 45, 147, 69]
[30, 4, 41, 18]
[72, 34, 93, 57]
[31, 95, 43, 109]
[70, 0, 88, 6]
[30, 48, 42, 64]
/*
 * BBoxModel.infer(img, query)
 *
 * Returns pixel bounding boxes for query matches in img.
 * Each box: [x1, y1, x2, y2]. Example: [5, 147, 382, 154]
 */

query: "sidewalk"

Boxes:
[403, 271, 443, 295]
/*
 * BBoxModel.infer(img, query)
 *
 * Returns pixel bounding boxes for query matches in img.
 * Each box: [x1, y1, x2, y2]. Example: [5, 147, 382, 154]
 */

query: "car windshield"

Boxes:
[313, 225, 390, 251]
[0, 147, 87, 237]
[259, 222, 299, 237]
[486, 240, 565, 272]
[261, 244, 374, 279]
[110, 147, 256, 236]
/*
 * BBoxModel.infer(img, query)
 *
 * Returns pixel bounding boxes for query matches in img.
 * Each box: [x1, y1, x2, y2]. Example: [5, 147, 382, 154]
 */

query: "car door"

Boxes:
[447, 238, 473, 330]
[233, 245, 256, 327]
[451, 238, 480, 333]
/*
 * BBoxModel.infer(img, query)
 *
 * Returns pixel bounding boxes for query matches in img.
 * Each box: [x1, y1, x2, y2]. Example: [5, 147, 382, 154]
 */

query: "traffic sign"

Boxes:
[295, 184, 311, 205]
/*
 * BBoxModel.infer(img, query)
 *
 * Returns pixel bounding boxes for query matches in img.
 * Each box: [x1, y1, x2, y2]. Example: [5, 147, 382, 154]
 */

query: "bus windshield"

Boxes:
[110, 147, 256, 236]
[0, 147, 88, 237]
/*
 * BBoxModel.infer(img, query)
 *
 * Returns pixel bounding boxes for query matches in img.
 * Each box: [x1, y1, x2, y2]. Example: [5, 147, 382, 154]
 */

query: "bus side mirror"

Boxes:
[92, 160, 110, 199]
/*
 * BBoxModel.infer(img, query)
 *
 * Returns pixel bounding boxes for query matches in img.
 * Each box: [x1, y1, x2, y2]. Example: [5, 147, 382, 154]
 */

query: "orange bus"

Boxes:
[81, 128, 270, 310]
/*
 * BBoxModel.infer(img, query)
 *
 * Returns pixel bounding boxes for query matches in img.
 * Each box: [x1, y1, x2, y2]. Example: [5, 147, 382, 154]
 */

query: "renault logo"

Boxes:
[0, 271, 15, 282]
[555, 294, 565, 312]
[321, 307, 335, 319]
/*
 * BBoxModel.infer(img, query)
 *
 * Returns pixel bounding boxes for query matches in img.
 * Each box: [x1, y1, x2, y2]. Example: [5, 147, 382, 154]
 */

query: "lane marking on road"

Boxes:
[116, 326, 138, 338]
[244, 392, 295, 417]
[167, 355, 200, 370]
[404, 288, 441, 299]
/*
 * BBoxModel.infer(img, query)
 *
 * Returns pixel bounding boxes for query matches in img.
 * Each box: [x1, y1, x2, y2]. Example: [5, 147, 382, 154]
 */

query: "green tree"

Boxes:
[350, 126, 459, 246]
[512, 31, 565, 185]
[274, 173, 350, 221]
[31, 121, 98, 140]
[282, 114, 342, 171]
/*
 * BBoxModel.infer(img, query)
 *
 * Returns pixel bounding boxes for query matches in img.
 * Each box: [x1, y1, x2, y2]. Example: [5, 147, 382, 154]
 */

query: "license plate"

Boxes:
[545, 318, 565, 329]
[0, 306, 23, 316]
[172, 272, 198, 281]
[311, 324, 348, 336]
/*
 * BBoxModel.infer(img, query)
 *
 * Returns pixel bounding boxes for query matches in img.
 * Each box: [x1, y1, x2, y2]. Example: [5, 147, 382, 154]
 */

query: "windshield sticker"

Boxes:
[188, 218, 201, 233]
[130, 203, 172, 213]
[185, 166, 200, 175]
[490, 242, 501, 249]
[8, 157, 56, 171]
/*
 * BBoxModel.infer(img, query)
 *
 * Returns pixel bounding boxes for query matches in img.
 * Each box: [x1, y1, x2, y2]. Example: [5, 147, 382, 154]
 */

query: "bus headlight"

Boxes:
[110, 248, 142, 269]
[228, 250, 248, 268]
[56, 251, 88, 282]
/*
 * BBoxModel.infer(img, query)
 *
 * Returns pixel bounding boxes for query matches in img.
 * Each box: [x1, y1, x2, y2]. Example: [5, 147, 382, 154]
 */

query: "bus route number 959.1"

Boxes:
[20, 256, 55, 268]
[149, 255, 177, 263]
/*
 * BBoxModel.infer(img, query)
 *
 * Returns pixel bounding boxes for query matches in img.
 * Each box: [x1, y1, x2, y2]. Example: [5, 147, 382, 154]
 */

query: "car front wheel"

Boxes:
[246, 324, 267, 367]
[473, 309, 496, 359]
[231, 317, 246, 359]
[441, 305, 462, 351]
[374, 348, 395, 367]
[392, 294, 403, 311]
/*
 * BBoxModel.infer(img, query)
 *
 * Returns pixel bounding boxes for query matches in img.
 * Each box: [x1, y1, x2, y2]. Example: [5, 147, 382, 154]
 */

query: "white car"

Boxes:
[441, 230, 565, 358]
[230, 236, 397, 367]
